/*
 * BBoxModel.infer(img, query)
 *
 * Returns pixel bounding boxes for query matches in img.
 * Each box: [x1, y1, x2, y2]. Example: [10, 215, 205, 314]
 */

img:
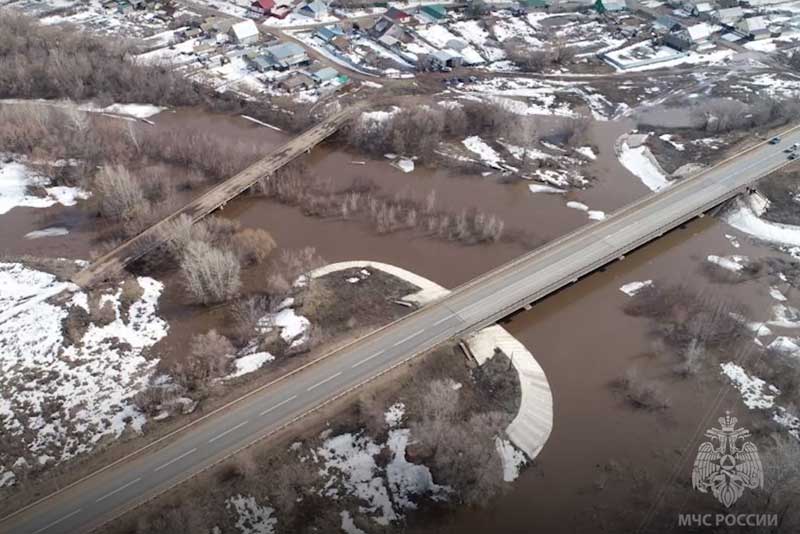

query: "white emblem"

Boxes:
[692, 413, 763, 507]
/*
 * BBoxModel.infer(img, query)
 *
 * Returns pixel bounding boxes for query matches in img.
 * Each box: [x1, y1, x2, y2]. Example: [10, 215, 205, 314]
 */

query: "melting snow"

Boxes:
[720, 362, 778, 410]
[619, 280, 653, 296]
[0, 262, 168, 482]
[24, 227, 69, 239]
[228, 352, 274, 379]
[617, 138, 669, 192]
[707, 254, 746, 272]
[495, 437, 527, 482]
[227, 495, 277, 534]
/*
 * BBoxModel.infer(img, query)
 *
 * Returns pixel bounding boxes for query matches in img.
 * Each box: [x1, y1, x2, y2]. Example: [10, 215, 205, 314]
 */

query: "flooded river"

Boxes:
[1, 109, 783, 532]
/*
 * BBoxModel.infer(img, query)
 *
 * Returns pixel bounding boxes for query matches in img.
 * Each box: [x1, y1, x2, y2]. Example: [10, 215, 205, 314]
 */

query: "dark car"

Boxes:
[789, 153, 798, 161]
[769, 136, 781, 145]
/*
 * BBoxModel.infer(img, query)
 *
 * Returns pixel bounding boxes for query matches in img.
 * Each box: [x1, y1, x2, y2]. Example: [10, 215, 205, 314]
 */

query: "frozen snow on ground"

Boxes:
[724, 197, 800, 247]
[768, 303, 800, 329]
[0, 262, 168, 482]
[707, 254, 746, 272]
[385, 402, 405, 428]
[528, 184, 566, 194]
[617, 137, 670, 192]
[316, 402, 449, 525]
[102, 103, 164, 119]
[770, 287, 787, 302]
[619, 280, 653, 296]
[725, 234, 741, 248]
[576, 146, 597, 160]
[462, 136, 503, 169]
[226, 495, 277, 534]
[340, 511, 367, 534]
[256, 298, 310, 349]
[318, 432, 397, 524]
[24, 227, 69, 239]
[228, 352, 274, 379]
[495, 437, 527, 482]
[0, 161, 86, 215]
[659, 134, 685, 151]
[720, 362, 778, 410]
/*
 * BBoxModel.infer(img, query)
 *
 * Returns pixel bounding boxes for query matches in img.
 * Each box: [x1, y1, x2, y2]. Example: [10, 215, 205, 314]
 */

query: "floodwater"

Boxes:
[1, 109, 785, 532]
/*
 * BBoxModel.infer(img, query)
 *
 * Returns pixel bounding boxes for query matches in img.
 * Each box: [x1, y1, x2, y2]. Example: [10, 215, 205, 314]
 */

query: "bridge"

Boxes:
[4, 126, 800, 534]
[71, 105, 356, 288]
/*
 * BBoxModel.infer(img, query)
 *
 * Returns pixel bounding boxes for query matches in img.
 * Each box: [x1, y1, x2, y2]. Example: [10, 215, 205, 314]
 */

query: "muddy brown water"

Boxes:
[1, 109, 788, 532]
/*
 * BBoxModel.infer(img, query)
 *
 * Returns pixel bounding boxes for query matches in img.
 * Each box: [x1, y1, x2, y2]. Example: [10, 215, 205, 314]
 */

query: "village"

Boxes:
[3, 0, 797, 104]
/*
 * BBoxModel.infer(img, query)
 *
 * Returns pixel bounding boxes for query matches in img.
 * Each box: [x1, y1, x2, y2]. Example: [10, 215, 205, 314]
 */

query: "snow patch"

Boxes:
[495, 437, 527, 482]
[227, 495, 277, 534]
[620, 280, 653, 297]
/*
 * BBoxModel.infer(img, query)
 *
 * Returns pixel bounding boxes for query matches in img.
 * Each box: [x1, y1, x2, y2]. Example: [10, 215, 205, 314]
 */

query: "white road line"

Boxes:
[208, 420, 249, 444]
[260, 395, 298, 416]
[307, 371, 343, 392]
[95, 478, 141, 503]
[392, 328, 425, 347]
[154, 448, 197, 473]
[352, 349, 385, 369]
[32, 509, 82, 534]
[433, 315, 451, 326]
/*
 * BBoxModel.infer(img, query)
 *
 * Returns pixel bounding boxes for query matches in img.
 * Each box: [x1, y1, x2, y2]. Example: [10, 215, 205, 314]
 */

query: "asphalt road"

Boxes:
[3, 127, 800, 534]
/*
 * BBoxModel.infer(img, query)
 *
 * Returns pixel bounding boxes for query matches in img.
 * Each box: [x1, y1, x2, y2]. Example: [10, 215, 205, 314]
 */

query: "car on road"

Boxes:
[769, 136, 782, 145]
[789, 153, 798, 161]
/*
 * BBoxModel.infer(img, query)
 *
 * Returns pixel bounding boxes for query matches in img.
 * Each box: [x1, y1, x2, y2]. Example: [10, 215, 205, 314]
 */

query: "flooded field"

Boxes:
[2, 107, 792, 532]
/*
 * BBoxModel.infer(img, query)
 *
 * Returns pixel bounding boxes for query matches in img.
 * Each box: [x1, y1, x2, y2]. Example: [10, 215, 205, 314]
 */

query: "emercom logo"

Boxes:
[691, 412, 764, 508]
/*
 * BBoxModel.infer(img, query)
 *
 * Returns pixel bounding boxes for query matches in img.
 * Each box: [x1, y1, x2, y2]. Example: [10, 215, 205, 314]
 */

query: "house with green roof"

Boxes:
[420, 4, 448, 20]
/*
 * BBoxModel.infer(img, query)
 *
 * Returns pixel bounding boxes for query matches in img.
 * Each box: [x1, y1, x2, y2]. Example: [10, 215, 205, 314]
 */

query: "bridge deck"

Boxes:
[71, 107, 355, 288]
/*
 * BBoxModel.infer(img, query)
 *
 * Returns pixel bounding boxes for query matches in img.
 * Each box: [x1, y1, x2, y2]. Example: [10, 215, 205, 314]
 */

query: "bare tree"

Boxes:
[91, 164, 149, 224]
[180, 240, 242, 305]
[233, 228, 277, 266]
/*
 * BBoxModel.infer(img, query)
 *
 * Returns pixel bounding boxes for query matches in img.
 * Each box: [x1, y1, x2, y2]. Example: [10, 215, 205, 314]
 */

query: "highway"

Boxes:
[3, 127, 800, 534]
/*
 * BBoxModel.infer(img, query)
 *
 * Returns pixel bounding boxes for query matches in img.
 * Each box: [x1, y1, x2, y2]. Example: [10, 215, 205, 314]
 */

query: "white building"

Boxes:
[737, 16, 770, 39]
[229, 19, 260, 45]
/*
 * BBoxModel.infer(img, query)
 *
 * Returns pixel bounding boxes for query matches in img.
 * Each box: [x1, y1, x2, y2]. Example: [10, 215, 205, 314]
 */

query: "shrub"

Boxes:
[233, 228, 277, 266]
[171, 330, 234, 393]
[91, 164, 149, 223]
[180, 240, 241, 305]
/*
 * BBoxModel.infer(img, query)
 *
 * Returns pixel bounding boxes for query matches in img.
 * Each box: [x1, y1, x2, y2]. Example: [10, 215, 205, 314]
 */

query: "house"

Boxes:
[654, 15, 683, 32]
[446, 38, 468, 51]
[331, 35, 351, 52]
[517, 0, 550, 9]
[279, 72, 315, 92]
[370, 17, 395, 38]
[314, 24, 344, 42]
[384, 6, 411, 21]
[378, 34, 400, 48]
[229, 19, 260, 44]
[265, 41, 309, 68]
[603, 0, 627, 11]
[686, 22, 714, 42]
[737, 16, 769, 39]
[664, 29, 695, 50]
[179, 27, 203, 40]
[248, 54, 278, 72]
[269, 1, 294, 19]
[299, 0, 329, 18]
[431, 49, 462, 70]
[714, 6, 744, 26]
[130, 0, 145, 9]
[420, 5, 448, 21]
[311, 66, 339, 83]
[250, 0, 274, 16]
[685, 1, 715, 16]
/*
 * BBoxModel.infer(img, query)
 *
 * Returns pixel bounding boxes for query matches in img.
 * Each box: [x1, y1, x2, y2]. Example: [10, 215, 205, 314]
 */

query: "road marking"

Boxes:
[95, 478, 141, 503]
[307, 371, 343, 392]
[392, 328, 425, 347]
[32, 509, 82, 534]
[433, 316, 451, 326]
[352, 349, 385, 369]
[154, 448, 197, 473]
[260, 395, 298, 416]
[208, 421, 249, 444]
